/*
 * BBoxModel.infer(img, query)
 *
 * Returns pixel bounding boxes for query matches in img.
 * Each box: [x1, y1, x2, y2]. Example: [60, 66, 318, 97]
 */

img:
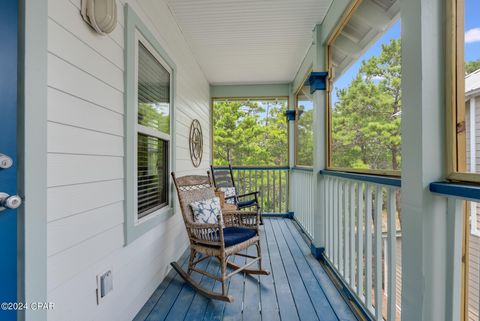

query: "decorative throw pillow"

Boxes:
[218, 187, 236, 204]
[190, 197, 224, 227]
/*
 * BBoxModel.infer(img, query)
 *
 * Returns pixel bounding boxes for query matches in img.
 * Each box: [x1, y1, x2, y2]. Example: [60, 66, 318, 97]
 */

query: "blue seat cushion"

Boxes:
[237, 199, 257, 208]
[222, 227, 257, 247]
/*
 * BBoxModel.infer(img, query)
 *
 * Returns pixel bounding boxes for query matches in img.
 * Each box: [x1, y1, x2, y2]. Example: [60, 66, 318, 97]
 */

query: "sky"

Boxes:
[331, 20, 401, 106]
[465, 0, 480, 61]
[332, 0, 480, 105]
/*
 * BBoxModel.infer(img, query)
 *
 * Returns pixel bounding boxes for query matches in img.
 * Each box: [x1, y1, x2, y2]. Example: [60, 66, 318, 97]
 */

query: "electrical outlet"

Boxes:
[96, 269, 113, 304]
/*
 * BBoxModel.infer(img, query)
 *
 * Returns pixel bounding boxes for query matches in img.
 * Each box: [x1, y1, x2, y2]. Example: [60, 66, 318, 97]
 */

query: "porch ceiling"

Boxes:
[166, 0, 333, 85]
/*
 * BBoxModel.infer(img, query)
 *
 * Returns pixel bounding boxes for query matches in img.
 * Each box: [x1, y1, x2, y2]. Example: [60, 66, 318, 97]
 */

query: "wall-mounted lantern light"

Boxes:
[81, 0, 118, 35]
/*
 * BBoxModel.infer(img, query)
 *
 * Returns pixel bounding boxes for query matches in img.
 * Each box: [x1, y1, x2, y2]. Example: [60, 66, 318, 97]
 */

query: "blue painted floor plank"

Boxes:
[277, 219, 339, 321]
[258, 225, 281, 321]
[222, 254, 246, 321]
[270, 219, 319, 321]
[164, 254, 213, 321]
[182, 257, 221, 321]
[134, 219, 358, 321]
[133, 251, 190, 321]
[263, 220, 301, 321]
[285, 220, 358, 321]
[242, 245, 261, 321]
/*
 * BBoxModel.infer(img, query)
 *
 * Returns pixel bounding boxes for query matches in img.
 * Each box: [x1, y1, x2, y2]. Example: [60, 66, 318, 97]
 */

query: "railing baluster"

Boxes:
[278, 170, 282, 213]
[325, 177, 330, 257]
[350, 182, 356, 291]
[374, 186, 383, 320]
[365, 185, 373, 311]
[344, 181, 350, 283]
[333, 178, 339, 267]
[387, 188, 397, 321]
[275, 170, 278, 214]
[357, 183, 364, 300]
[339, 181, 344, 274]
[329, 178, 334, 259]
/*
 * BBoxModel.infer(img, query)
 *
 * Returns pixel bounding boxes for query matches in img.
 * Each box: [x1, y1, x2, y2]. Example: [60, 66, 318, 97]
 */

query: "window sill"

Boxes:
[135, 206, 173, 226]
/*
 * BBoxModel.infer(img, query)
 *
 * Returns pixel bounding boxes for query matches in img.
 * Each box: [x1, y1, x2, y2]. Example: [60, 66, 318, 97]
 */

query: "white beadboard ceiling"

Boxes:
[166, 0, 333, 85]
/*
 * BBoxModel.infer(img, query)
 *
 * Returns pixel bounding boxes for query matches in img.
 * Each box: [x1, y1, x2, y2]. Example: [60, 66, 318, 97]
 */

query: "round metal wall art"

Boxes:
[189, 119, 203, 168]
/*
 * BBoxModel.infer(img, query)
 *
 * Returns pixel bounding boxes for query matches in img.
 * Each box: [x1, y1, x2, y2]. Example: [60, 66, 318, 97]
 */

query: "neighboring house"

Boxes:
[465, 69, 480, 321]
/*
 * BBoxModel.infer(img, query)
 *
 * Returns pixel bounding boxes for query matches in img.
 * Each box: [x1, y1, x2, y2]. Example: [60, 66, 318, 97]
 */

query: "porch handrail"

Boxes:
[212, 165, 289, 170]
[321, 169, 401, 187]
[430, 181, 480, 200]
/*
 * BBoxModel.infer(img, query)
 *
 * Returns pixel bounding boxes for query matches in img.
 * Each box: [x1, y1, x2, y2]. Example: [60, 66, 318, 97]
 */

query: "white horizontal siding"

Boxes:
[46, 0, 211, 320]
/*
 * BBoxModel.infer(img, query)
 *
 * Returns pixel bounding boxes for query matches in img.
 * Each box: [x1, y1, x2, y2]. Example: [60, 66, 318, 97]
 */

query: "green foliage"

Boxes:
[465, 59, 480, 75]
[213, 100, 288, 166]
[297, 105, 314, 166]
[332, 38, 402, 171]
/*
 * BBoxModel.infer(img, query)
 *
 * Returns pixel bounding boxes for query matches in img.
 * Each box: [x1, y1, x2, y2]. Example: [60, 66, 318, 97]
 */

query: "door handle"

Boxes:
[0, 193, 22, 212]
[0, 154, 13, 169]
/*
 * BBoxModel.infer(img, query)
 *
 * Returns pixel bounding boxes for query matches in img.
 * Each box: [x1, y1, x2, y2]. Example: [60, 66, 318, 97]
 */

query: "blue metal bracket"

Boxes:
[285, 109, 296, 121]
[308, 72, 328, 94]
[310, 245, 324, 260]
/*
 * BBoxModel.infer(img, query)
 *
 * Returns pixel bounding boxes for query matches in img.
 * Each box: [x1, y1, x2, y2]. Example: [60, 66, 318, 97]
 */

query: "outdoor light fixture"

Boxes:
[81, 0, 117, 35]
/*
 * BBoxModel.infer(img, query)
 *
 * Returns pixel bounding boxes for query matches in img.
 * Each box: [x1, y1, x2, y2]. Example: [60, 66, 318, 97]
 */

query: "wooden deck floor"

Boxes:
[133, 218, 358, 321]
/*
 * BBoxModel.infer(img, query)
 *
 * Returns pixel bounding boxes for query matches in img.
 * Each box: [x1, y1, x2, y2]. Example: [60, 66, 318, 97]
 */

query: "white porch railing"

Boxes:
[429, 183, 474, 321]
[321, 170, 402, 321]
[290, 168, 315, 239]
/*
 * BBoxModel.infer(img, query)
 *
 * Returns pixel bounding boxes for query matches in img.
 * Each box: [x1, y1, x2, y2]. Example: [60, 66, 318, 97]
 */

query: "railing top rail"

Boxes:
[291, 166, 314, 172]
[320, 169, 401, 187]
[430, 181, 480, 201]
[211, 165, 289, 170]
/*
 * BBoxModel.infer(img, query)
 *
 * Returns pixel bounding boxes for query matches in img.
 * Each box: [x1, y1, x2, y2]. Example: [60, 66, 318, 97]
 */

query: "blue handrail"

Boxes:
[212, 166, 289, 171]
[291, 166, 314, 172]
[320, 169, 401, 187]
[430, 181, 480, 200]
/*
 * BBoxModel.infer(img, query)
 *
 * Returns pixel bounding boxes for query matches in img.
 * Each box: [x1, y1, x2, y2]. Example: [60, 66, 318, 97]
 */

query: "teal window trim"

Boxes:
[124, 5, 177, 244]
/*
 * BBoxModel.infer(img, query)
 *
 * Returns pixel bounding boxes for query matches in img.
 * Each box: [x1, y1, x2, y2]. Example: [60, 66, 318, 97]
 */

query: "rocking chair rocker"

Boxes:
[170, 172, 270, 303]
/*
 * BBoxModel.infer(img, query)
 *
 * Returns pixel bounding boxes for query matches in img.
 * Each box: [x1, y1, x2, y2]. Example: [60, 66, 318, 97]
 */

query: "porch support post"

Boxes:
[288, 83, 295, 216]
[401, 0, 448, 319]
[311, 24, 327, 255]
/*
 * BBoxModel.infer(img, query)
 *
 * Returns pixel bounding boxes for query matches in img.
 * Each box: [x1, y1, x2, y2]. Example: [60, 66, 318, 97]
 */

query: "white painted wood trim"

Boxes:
[445, 198, 464, 321]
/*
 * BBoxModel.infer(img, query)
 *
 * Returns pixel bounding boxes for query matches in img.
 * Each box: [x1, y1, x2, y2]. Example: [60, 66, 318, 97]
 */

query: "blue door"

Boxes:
[0, 1, 20, 320]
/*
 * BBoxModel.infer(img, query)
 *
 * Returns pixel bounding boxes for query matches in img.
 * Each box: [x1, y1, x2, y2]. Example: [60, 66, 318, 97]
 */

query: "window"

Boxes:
[295, 77, 314, 167]
[136, 39, 171, 219]
[327, 0, 401, 175]
[124, 5, 175, 243]
[448, 0, 480, 183]
[212, 98, 288, 166]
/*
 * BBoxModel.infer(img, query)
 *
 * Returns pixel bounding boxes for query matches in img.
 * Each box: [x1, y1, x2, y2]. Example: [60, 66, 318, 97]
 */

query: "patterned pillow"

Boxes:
[189, 197, 224, 227]
[218, 187, 236, 204]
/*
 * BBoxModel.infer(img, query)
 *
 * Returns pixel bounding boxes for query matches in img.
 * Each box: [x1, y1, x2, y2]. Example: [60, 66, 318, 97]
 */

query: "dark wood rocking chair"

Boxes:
[210, 165, 262, 222]
[170, 172, 270, 303]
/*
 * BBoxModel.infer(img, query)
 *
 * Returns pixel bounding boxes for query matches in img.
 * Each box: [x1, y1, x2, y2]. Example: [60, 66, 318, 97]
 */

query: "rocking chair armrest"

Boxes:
[236, 191, 259, 198]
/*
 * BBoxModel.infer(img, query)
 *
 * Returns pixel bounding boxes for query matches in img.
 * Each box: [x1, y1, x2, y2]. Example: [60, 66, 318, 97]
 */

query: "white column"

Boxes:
[288, 83, 295, 214]
[401, 0, 449, 319]
[312, 24, 327, 250]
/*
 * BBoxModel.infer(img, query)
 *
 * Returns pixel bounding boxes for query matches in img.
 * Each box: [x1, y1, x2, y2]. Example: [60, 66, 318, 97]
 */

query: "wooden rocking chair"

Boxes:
[170, 172, 270, 302]
[210, 165, 262, 223]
